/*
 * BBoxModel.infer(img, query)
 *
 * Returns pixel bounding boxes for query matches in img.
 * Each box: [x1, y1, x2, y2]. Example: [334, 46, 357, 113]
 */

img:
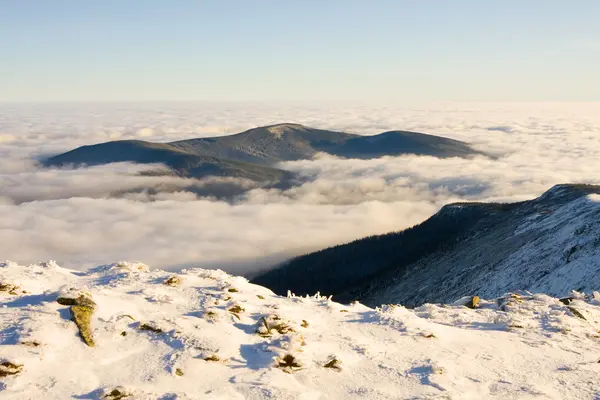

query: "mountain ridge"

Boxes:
[44, 124, 483, 186]
[252, 184, 600, 307]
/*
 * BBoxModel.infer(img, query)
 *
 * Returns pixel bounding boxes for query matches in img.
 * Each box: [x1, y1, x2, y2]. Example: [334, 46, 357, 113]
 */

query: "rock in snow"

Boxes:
[1, 260, 600, 399]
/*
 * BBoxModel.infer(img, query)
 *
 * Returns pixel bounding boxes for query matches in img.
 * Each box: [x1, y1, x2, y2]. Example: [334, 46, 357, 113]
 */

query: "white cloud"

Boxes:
[0, 102, 599, 273]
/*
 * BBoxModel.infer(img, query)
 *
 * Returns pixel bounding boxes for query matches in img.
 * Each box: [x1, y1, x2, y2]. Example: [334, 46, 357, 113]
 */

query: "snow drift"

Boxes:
[1, 261, 600, 399]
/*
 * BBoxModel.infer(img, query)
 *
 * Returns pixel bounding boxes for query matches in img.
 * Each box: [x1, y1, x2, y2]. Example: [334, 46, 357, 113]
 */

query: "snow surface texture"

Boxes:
[1, 261, 600, 399]
[358, 191, 600, 308]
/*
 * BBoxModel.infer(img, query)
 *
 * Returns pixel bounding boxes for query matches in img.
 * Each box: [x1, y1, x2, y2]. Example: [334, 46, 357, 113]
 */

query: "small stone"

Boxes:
[56, 297, 78, 306]
[139, 323, 164, 333]
[204, 354, 220, 362]
[228, 305, 245, 315]
[467, 296, 480, 309]
[164, 276, 181, 287]
[103, 387, 132, 399]
[0, 283, 20, 295]
[559, 297, 574, 305]
[323, 357, 342, 371]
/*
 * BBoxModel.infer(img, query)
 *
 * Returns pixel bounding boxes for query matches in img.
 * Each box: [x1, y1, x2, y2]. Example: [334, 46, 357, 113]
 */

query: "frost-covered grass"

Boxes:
[1, 260, 600, 399]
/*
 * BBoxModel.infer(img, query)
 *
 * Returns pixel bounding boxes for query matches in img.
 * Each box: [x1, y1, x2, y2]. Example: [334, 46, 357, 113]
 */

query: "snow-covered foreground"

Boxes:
[1, 261, 600, 399]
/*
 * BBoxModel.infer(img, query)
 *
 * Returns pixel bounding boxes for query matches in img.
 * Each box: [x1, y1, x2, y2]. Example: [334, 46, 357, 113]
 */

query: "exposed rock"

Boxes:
[139, 323, 164, 334]
[72, 304, 96, 347]
[559, 297, 574, 305]
[323, 357, 342, 371]
[175, 368, 184, 376]
[103, 387, 132, 399]
[56, 293, 97, 347]
[469, 296, 480, 309]
[164, 276, 181, 287]
[204, 354, 220, 362]
[0, 283, 20, 295]
[57, 293, 96, 308]
[21, 341, 40, 347]
[56, 297, 78, 306]
[0, 361, 23, 378]
[205, 310, 218, 322]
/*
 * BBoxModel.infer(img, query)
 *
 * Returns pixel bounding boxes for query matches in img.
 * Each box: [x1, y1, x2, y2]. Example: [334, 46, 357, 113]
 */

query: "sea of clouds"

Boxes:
[1, 101, 599, 274]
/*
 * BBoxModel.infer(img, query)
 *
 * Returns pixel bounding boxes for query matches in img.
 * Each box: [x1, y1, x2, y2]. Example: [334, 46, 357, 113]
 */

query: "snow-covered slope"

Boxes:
[254, 184, 600, 308]
[2, 261, 600, 399]
[359, 187, 600, 307]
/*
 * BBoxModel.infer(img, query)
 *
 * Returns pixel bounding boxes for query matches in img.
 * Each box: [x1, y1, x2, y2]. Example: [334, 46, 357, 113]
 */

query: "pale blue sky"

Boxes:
[1, 0, 599, 102]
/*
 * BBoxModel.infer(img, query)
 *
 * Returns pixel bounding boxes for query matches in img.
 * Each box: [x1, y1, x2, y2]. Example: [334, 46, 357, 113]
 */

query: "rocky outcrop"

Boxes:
[57, 293, 97, 347]
[0, 361, 23, 378]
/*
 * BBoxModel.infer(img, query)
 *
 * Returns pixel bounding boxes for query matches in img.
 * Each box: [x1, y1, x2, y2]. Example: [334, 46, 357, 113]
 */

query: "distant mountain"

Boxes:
[252, 184, 600, 307]
[44, 123, 482, 184]
[43, 140, 291, 183]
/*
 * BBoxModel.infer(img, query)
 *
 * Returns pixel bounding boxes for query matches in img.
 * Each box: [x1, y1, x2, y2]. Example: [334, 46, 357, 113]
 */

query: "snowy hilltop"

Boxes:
[1, 261, 600, 399]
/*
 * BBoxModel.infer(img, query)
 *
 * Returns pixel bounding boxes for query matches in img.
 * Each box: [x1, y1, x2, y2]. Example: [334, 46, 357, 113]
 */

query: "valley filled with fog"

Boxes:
[1, 101, 599, 274]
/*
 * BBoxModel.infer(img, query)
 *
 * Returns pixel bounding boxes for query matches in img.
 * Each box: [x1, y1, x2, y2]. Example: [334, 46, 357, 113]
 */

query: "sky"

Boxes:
[1, 0, 599, 102]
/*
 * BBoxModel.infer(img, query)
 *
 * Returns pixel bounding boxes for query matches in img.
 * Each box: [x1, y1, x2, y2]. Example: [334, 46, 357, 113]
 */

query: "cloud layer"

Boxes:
[1, 102, 599, 273]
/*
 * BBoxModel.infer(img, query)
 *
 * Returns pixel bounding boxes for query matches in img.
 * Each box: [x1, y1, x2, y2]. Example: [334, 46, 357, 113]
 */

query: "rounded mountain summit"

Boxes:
[44, 123, 485, 184]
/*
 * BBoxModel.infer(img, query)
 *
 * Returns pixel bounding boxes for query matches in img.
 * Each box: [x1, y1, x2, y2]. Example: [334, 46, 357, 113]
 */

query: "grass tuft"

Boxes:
[276, 354, 303, 373]
[256, 315, 295, 337]
[228, 305, 245, 319]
